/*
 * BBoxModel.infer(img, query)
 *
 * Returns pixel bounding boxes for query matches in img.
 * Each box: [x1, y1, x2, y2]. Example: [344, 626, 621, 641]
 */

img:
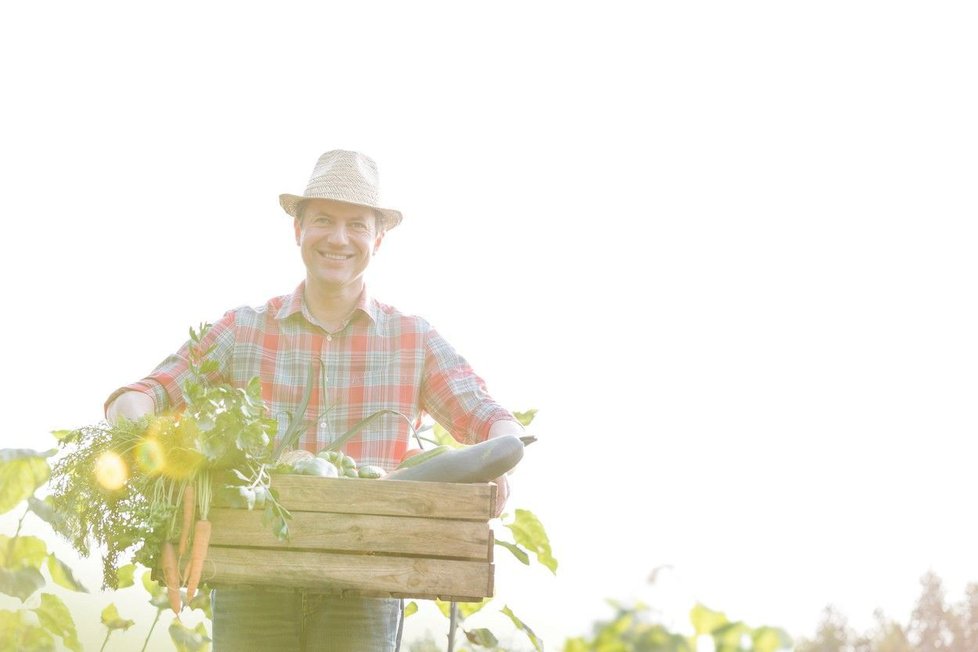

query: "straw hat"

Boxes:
[279, 150, 403, 230]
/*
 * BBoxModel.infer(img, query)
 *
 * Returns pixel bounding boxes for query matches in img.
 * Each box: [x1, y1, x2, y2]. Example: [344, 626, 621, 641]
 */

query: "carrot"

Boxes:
[160, 540, 182, 615]
[177, 484, 195, 559]
[184, 519, 212, 604]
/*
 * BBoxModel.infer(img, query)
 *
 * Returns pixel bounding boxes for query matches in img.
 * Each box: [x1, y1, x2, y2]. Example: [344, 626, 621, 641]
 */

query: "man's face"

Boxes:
[294, 198, 385, 292]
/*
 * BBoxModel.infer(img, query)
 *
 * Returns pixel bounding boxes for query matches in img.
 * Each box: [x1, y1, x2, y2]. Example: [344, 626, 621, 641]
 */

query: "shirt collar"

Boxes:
[275, 281, 379, 325]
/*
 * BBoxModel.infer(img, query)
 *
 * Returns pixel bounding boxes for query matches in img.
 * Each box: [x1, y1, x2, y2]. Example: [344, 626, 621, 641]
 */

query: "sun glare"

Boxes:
[93, 450, 128, 491]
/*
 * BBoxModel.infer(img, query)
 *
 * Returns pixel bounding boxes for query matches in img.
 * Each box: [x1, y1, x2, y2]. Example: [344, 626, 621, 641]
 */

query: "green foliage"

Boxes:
[0, 449, 86, 650]
[499, 509, 557, 575]
[46, 323, 290, 588]
[562, 601, 791, 652]
[101, 602, 136, 631]
[0, 449, 53, 515]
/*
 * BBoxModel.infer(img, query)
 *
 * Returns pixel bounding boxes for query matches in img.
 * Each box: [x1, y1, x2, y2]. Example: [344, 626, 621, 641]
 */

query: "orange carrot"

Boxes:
[160, 540, 182, 615]
[177, 484, 195, 559]
[184, 519, 212, 604]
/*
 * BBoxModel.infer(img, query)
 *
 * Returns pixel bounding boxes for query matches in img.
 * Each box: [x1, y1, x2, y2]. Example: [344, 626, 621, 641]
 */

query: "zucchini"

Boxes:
[383, 435, 525, 483]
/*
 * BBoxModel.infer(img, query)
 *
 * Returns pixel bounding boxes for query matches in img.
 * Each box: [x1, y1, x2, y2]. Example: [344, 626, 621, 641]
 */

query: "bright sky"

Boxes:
[2, 2, 977, 649]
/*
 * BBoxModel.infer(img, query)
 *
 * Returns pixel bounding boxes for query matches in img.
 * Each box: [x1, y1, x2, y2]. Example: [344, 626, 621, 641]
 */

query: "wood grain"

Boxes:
[269, 475, 496, 520]
[208, 508, 491, 560]
[204, 546, 493, 602]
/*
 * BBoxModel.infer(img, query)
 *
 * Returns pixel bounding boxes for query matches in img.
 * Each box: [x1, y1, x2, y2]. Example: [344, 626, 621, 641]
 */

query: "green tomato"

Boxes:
[357, 465, 387, 479]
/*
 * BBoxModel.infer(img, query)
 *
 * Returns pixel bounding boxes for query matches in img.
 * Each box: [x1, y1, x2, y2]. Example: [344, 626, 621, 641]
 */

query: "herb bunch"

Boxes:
[47, 323, 291, 589]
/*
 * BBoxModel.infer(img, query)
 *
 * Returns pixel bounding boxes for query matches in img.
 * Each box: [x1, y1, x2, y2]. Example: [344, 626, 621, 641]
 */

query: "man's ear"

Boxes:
[294, 217, 302, 245]
[372, 230, 386, 254]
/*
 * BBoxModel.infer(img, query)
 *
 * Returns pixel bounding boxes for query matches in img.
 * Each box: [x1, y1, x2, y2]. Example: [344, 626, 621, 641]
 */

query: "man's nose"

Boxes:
[326, 224, 349, 244]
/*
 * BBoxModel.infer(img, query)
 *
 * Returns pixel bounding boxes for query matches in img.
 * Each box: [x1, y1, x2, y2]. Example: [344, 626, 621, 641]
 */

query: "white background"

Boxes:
[2, 1, 977, 649]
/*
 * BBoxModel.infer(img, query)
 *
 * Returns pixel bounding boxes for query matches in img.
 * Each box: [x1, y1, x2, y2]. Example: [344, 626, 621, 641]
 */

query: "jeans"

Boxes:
[212, 587, 402, 651]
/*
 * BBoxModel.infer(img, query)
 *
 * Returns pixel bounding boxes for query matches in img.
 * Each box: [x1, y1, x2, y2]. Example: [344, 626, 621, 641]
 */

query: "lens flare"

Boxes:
[134, 437, 165, 475]
[94, 450, 128, 491]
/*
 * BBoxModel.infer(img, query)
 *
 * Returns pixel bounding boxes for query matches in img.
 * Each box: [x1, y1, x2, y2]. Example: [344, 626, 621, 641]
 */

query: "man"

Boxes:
[105, 150, 525, 651]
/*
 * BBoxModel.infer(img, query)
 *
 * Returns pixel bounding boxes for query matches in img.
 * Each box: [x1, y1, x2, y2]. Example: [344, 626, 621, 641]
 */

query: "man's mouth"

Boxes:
[318, 251, 353, 261]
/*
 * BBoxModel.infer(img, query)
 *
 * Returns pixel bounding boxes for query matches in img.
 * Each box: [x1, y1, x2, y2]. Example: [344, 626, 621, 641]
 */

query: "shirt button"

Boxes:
[326, 334, 333, 342]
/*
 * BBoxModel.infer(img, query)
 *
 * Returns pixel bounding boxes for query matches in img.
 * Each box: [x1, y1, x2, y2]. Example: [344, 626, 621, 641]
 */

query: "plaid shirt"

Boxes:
[107, 283, 514, 470]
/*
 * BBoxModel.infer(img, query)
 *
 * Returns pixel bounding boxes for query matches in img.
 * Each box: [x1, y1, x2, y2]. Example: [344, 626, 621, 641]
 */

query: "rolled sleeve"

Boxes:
[104, 312, 237, 416]
[420, 328, 515, 445]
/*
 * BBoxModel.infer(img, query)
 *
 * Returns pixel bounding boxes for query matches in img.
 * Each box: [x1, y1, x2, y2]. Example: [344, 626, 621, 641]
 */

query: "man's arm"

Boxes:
[105, 391, 155, 424]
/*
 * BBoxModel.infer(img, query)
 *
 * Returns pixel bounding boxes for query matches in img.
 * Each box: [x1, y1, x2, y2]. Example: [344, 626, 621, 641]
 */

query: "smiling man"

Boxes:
[105, 150, 525, 651]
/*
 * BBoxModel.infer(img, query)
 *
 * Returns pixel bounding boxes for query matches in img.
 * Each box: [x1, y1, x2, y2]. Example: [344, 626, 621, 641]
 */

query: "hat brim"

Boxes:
[279, 194, 403, 231]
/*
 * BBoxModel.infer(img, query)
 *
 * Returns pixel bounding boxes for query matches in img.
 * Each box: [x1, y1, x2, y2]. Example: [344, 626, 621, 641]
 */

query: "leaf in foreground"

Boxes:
[115, 563, 136, 589]
[0, 609, 56, 651]
[501, 605, 544, 652]
[753, 625, 794, 652]
[33, 593, 82, 652]
[0, 566, 45, 602]
[169, 618, 212, 652]
[101, 602, 135, 631]
[0, 449, 51, 514]
[465, 627, 499, 647]
[495, 539, 530, 565]
[690, 602, 728, 635]
[503, 509, 557, 573]
[0, 534, 48, 569]
[47, 554, 89, 592]
[434, 597, 490, 620]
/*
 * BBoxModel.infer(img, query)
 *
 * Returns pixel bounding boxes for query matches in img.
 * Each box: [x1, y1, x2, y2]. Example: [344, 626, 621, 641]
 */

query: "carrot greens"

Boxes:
[47, 323, 291, 596]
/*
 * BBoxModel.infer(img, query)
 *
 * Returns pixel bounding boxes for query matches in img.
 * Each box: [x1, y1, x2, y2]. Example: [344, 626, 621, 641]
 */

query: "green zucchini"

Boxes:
[383, 435, 525, 483]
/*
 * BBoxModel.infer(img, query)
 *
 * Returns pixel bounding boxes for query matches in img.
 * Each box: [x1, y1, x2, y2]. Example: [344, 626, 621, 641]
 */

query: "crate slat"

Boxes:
[209, 508, 491, 560]
[268, 475, 496, 520]
[204, 546, 493, 603]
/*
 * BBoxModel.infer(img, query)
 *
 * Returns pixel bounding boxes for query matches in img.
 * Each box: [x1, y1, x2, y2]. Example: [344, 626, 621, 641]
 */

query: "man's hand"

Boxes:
[106, 391, 155, 424]
[487, 420, 525, 518]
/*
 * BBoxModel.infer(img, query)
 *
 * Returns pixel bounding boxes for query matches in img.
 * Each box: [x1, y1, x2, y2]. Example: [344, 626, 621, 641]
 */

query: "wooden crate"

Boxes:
[204, 475, 496, 602]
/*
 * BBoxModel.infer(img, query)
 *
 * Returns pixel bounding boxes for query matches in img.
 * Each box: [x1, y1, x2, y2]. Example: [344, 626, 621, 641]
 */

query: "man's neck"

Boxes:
[303, 279, 364, 331]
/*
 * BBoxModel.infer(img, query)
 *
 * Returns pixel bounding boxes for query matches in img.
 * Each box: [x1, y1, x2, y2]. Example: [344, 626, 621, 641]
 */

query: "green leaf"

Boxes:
[47, 554, 88, 592]
[115, 563, 136, 589]
[142, 569, 162, 595]
[33, 593, 82, 652]
[752, 626, 793, 652]
[502, 509, 557, 574]
[200, 359, 219, 375]
[0, 609, 57, 651]
[169, 618, 212, 652]
[0, 535, 48, 569]
[100, 603, 135, 631]
[500, 605, 544, 652]
[142, 570, 170, 610]
[464, 627, 499, 647]
[457, 598, 490, 619]
[429, 422, 465, 449]
[51, 429, 78, 443]
[403, 601, 419, 618]
[513, 409, 538, 427]
[712, 621, 751, 651]
[0, 449, 51, 514]
[434, 599, 451, 619]
[690, 603, 728, 635]
[0, 566, 45, 601]
[495, 539, 530, 565]
[189, 584, 213, 618]
[27, 496, 68, 536]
